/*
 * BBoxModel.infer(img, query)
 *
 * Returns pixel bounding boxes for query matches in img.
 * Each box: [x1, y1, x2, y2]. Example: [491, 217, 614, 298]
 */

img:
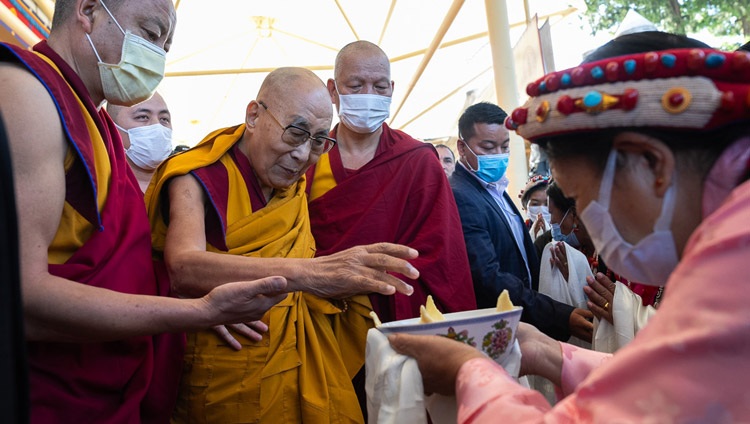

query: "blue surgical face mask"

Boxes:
[551, 208, 580, 247]
[461, 140, 509, 183]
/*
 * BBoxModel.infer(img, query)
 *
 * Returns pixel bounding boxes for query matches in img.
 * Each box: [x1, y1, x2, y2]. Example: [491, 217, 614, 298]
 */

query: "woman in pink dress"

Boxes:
[389, 31, 750, 422]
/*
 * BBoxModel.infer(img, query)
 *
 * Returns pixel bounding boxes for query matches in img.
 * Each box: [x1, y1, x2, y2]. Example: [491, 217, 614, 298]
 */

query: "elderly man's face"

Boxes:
[436, 147, 455, 177]
[249, 92, 333, 191]
[331, 50, 393, 105]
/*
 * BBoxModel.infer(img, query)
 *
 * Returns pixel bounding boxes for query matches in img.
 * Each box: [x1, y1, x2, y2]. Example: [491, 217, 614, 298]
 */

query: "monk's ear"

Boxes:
[326, 79, 338, 104]
[245, 101, 260, 130]
[76, 0, 99, 33]
[612, 131, 675, 198]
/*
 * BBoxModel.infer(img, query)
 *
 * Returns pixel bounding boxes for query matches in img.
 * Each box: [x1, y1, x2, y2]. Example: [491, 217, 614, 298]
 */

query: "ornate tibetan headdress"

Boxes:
[505, 48, 750, 141]
[518, 174, 551, 201]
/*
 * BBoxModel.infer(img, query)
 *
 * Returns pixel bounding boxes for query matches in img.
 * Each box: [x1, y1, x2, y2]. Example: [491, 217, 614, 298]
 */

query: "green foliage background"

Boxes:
[581, 0, 748, 49]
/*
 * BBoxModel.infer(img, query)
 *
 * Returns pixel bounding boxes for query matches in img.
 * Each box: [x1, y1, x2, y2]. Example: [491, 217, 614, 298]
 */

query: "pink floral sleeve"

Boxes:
[455, 358, 550, 423]
[558, 343, 612, 396]
[455, 182, 750, 423]
[455, 345, 611, 423]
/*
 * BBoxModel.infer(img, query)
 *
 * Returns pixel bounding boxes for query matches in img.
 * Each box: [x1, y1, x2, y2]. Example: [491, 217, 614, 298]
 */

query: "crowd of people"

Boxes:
[1, 0, 748, 422]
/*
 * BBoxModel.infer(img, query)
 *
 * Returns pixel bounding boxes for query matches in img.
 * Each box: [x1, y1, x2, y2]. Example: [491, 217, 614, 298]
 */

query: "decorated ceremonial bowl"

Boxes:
[378, 306, 523, 364]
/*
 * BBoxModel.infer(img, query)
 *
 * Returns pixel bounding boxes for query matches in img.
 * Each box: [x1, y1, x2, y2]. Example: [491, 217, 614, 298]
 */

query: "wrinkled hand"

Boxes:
[388, 333, 485, 395]
[583, 272, 615, 324]
[569, 308, 594, 343]
[301, 243, 419, 299]
[516, 323, 563, 386]
[550, 242, 569, 282]
[212, 321, 269, 351]
[532, 213, 547, 238]
[200, 276, 288, 326]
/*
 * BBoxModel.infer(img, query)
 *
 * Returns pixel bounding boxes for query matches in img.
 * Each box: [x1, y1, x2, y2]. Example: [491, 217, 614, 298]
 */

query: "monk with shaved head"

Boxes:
[146, 67, 422, 423]
[0, 0, 309, 422]
[306, 41, 476, 413]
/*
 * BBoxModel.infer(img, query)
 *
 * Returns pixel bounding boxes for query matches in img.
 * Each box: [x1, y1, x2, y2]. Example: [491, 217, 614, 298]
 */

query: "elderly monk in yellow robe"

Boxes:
[146, 67, 420, 423]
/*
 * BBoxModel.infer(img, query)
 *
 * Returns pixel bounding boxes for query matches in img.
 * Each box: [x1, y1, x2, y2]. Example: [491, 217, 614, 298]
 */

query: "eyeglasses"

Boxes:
[257, 100, 337, 155]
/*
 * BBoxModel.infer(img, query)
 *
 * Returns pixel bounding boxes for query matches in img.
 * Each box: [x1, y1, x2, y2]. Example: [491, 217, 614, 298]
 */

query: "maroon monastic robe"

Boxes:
[306, 124, 476, 322]
[1, 41, 182, 424]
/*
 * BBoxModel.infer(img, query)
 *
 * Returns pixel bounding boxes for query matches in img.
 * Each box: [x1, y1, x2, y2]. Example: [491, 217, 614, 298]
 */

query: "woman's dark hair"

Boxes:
[521, 182, 548, 208]
[546, 181, 575, 214]
[582, 31, 710, 63]
[536, 31, 747, 177]
[538, 123, 747, 177]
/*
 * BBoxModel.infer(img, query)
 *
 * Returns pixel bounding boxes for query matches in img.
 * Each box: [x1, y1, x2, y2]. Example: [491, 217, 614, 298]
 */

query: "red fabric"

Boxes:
[3, 41, 179, 424]
[306, 124, 476, 322]
[191, 140, 268, 251]
[589, 255, 660, 307]
[230, 142, 267, 210]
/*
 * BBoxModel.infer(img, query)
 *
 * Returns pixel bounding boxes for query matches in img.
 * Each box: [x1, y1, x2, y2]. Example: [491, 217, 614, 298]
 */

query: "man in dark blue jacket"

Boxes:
[450, 102, 592, 342]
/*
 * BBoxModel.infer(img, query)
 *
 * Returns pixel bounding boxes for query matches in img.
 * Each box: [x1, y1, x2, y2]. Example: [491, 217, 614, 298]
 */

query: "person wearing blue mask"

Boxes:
[451, 102, 593, 343]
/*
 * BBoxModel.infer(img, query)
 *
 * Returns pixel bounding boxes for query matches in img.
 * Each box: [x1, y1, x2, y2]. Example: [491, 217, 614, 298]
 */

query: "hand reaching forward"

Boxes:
[198, 276, 288, 326]
[299, 242, 420, 299]
[389, 333, 485, 395]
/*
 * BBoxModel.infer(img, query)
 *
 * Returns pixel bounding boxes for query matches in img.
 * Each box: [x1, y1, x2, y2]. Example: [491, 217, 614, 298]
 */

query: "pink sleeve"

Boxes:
[558, 342, 612, 396]
[455, 358, 551, 423]
[455, 346, 613, 424]
[454, 184, 750, 422]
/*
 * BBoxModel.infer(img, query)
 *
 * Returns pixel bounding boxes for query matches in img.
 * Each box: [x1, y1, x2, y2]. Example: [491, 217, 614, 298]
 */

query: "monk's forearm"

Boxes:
[166, 250, 307, 298]
[23, 272, 211, 342]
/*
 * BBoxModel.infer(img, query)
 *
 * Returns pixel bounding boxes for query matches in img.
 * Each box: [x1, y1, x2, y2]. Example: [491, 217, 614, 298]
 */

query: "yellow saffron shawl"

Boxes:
[147, 125, 371, 423]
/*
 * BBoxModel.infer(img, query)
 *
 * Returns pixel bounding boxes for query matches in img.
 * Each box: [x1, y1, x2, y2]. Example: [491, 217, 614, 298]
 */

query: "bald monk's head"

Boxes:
[243, 67, 333, 192]
[334, 41, 391, 82]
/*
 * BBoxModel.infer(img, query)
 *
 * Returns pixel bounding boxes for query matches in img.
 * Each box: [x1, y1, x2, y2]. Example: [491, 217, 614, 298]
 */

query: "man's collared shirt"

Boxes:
[459, 162, 532, 285]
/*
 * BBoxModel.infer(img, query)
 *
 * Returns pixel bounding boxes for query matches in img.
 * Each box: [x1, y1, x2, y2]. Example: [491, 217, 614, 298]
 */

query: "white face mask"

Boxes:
[118, 123, 173, 170]
[86, 0, 166, 106]
[579, 150, 678, 285]
[527, 205, 551, 224]
[336, 85, 391, 134]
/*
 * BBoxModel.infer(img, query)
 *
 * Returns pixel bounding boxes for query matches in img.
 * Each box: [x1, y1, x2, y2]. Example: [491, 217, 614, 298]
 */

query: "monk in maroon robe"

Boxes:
[0, 1, 286, 422]
[307, 123, 476, 322]
[307, 41, 476, 323]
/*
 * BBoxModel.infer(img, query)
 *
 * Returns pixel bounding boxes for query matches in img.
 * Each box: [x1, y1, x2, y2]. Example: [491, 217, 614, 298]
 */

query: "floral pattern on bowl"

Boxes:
[438, 326, 477, 347]
[482, 320, 513, 360]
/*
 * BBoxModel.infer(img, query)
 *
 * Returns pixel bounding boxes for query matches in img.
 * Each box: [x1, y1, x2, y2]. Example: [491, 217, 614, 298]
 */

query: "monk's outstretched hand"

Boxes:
[304, 242, 419, 299]
[199, 276, 289, 326]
